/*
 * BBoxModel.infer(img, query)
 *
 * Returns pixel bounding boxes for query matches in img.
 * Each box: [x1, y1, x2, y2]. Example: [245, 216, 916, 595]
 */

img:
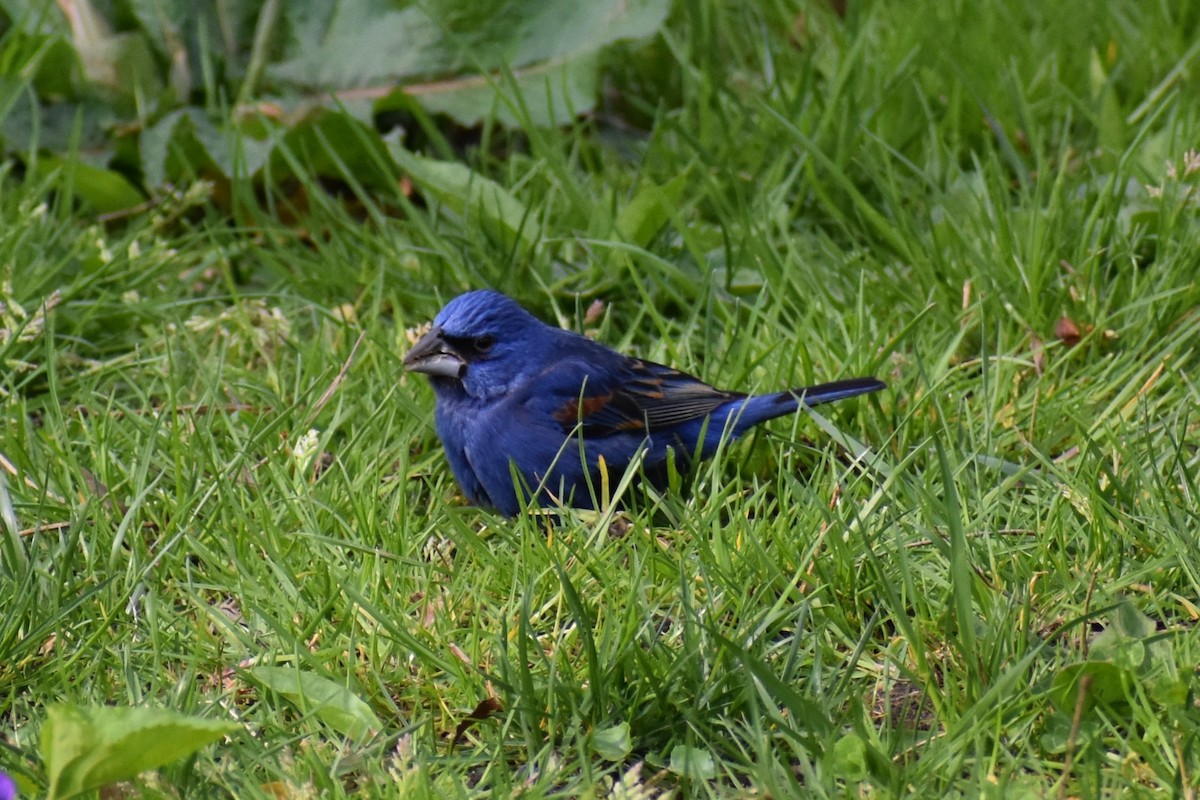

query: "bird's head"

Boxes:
[404, 290, 548, 400]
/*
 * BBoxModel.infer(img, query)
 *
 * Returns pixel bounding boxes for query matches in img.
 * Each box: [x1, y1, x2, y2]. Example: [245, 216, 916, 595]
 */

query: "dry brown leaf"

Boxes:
[1055, 316, 1082, 347]
[451, 696, 503, 748]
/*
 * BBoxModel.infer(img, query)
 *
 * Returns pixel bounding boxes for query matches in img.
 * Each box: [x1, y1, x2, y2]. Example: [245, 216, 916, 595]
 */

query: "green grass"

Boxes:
[3, 0, 1200, 796]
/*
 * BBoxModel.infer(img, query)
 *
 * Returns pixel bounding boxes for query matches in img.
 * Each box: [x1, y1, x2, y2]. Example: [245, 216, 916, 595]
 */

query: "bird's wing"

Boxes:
[531, 356, 743, 437]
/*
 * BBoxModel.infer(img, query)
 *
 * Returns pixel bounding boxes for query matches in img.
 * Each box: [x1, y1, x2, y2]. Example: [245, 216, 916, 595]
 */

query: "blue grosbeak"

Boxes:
[405, 290, 884, 515]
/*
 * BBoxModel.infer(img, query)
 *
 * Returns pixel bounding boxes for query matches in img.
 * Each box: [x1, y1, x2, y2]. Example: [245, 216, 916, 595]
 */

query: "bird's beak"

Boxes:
[403, 326, 466, 379]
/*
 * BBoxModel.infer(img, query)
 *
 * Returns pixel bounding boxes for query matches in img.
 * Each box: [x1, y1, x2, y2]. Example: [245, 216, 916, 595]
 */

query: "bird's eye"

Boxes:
[474, 335, 496, 353]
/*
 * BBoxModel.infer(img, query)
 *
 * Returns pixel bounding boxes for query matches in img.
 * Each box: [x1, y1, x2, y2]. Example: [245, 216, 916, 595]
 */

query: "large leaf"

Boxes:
[273, 0, 669, 127]
[616, 174, 689, 247]
[388, 144, 537, 246]
[0, 94, 116, 157]
[591, 721, 632, 761]
[141, 108, 232, 188]
[266, 110, 397, 189]
[399, 54, 601, 129]
[667, 745, 716, 780]
[1049, 661, 1132, 714]
[41, 704, 237, 800]
[32, 154, 145, 213]
[141, 108, 275, 189]
[142, 107, 394, 194]
[251, 666, 382, 740]
[827, 734, 869, 782]
[270, 2, 455, 88]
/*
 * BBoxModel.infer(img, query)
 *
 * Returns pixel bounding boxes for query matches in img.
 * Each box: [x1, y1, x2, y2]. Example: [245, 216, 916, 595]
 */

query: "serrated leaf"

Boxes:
[141, 108, 274, 189]
[667, 744, 715, 780]
[273, 0, 669, 128]
[270, 2, 451, 88]
[592, 722, 631, 761]
[388, 145, 536, 246]
[251, 666, 381, 740]
[41, 704, 237, 800]
[140, 109, 222, 187]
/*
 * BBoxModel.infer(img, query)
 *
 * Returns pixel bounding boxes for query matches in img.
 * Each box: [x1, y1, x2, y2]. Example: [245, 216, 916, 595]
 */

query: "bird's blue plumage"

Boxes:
[404, 290, 884, 515]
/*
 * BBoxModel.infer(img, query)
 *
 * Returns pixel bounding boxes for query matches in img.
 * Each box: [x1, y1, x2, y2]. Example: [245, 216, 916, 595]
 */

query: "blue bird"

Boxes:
[404, 290, 884, 515]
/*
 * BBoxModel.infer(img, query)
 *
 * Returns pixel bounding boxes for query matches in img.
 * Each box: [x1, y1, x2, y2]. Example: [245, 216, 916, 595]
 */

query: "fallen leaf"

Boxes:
[1055, 316, 1082, 347]
[452, 696, 503, 747]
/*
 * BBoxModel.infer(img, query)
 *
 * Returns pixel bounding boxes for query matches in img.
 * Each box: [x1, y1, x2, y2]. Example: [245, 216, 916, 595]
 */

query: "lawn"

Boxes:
[2, 0, 1199, 797]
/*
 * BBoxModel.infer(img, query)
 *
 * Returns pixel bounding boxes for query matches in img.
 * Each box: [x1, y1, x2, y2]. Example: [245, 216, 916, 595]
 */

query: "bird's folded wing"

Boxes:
[523, 356, 743, 437]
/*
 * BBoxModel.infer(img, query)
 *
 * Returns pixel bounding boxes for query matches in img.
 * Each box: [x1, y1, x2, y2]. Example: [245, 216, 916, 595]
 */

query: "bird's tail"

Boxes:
[788, 377, 886, 407]
[730, 376, 885, 433]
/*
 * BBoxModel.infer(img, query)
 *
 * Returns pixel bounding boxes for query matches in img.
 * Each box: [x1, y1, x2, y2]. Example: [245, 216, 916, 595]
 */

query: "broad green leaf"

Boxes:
[1088, 627, 1146, 673]
[616, 174, 687, 248]
[1149, 675, 1190, 708]
[1049, 661, 1131, 714]
[495, 0, 668, 64]
[120, 1, 251, 98]
[28, 37, 83, 99]
[0, 94, 115, 155]
[141, 109, 273, 189]
[1113, 601, 1156, 640]
[32, 155, 145, 213]
[266, 110, 396, 190]
[140, 108, 226, 187]
[713, 266, 767, 296]
[273, 0, 668, 127]
[827, 734, 868, 782]
[1038, 710, 1098, 754]
[270, 2, 453, 88]
[274, 0, 667, 86]
[1088, 603, 1158, 673]
[251, 666, 382, 740]
[122, 0, 189, 54]
[405, 55, 599, 129]
[388, 145, 537, 246]
[667, 745, 716, 780]
[41, 704, 237, 800]
[591, 722, 631, 761]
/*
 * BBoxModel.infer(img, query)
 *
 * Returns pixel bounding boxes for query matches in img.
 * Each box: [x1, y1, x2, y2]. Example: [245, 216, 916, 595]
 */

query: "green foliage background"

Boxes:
[1, 0, 1199, 797]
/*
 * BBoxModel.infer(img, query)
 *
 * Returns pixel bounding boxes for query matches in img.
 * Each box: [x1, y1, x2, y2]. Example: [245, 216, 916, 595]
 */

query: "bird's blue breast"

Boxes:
[432, 393, 495, 509]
